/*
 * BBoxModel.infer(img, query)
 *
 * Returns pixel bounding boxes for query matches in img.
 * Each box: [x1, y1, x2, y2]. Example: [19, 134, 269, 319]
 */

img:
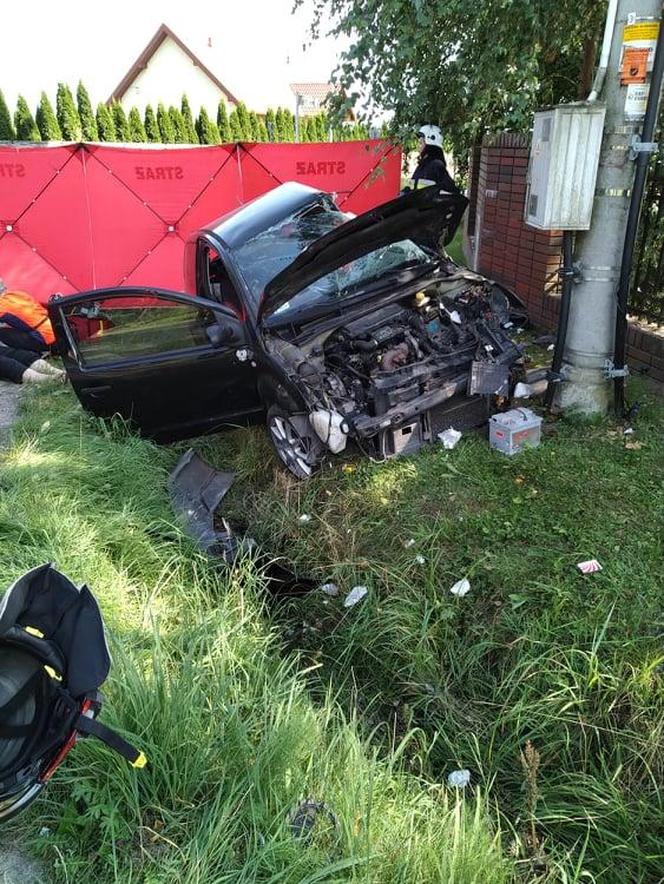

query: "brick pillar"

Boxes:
[475, 133, 562, 328]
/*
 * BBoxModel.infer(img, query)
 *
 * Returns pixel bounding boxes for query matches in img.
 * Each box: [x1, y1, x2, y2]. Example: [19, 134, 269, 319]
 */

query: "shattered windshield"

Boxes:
[269, 238, 432, 321]
[234, 203, 346, 304]
[234, 200, 433, 320]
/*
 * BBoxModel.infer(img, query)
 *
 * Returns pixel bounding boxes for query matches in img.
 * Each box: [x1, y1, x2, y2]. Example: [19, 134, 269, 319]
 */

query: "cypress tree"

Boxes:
[76, 82, 98, 141]
[14, 96, 41, 141]
[264, 108, 276, 142]
[0, 90, 16, 140]
[228, 109, 242, 142]
[196, 108, 220, 145]
[96, 103, 116, 141]
[284, 109, 295, 142]
[169, 106, 187, 143]
[128, 107, 147, 142]
[112, 103, 131, 142]
[274, 107, 285, 142]
[235, 102, 251, 140]
[36, 92, 62, 141]
[144, 105, 160, 143]
[181, 95, 199, 143]
[315, 113, 328, 142]
[56, 83, 82, 140]
[298, 117, 308, 142]
[248, 111, 261, 142]
[258, 119, 269, 142]
[217, 100, 230, 142]
[157, 103, 175, 143]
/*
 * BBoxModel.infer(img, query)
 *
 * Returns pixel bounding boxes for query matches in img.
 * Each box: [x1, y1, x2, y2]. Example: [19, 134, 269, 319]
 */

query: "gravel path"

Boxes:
[0, 380, 24, 448]
[0, 382, 50, 880]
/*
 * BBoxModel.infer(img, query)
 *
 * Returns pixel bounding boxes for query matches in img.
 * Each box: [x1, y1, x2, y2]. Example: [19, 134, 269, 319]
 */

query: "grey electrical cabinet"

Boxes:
[525, 103, 606, 231]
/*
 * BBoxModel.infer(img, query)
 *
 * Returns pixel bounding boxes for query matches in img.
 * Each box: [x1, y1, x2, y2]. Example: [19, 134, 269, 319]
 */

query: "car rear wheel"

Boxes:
[267, 406, 324, 479]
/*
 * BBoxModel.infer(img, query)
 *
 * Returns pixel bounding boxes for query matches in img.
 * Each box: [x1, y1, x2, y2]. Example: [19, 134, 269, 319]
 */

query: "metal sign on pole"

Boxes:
[554, 0, 662, 414]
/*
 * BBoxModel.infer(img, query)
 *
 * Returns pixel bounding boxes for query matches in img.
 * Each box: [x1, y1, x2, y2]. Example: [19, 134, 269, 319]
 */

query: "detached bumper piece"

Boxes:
[168, 450, 315, 597]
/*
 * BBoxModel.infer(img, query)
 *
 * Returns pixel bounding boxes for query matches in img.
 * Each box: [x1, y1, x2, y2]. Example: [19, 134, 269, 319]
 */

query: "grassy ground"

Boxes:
[1, 372, 663, 882]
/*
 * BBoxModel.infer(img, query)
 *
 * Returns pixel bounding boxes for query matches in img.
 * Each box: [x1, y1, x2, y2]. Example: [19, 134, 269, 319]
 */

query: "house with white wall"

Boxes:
[108, 24, 239, 117]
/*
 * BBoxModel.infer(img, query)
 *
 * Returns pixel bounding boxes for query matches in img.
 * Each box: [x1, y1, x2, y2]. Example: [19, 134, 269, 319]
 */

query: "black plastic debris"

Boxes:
[168, 449, 315, 596]
[168, 449, 244, 562]
[289, 799, 339, 847]
[468, 361, 510, 396]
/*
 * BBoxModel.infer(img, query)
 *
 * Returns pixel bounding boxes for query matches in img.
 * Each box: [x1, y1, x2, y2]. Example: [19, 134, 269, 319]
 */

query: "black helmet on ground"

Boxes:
[0, 564, 145, 823]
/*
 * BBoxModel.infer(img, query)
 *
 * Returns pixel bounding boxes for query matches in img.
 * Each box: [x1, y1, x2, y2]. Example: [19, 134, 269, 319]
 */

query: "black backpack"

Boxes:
[0, 564, 145, 822]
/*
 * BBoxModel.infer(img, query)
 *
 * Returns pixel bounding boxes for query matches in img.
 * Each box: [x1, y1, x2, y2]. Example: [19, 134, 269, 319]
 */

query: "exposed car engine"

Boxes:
[267, 271, 527, 461]
[315, 279, 524, 419]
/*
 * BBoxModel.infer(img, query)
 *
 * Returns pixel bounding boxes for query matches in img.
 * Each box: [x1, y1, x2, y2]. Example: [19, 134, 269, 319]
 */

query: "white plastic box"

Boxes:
[525, 103, 606, 230]
[489, 408, 542, 456]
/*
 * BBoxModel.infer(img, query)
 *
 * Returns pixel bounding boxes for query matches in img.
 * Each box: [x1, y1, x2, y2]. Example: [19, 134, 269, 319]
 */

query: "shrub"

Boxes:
[77, 82, 98, 141]
[0, 90, 16, 140]
[14, 96, 41, 141]
[36, 92, 62, 141]
[95, 103, 116, 141]
[56, 83, 82, 141]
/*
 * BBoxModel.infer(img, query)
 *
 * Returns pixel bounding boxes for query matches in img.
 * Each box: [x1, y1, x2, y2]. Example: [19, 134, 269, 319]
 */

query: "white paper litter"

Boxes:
[298, 514, 312, 524]
[449, 309, 463, 324]
[414, 555, 426, 565]
[447, 769, 471, 788]
[450, 578, 471, 597]
[547, 343, 555, 351]
[320, 582, 339, 597]
[623, 427, 635, 435]
[577, 559, 602, 574]
[404, 538, 416, 548]
[438, 428, 462, 449]
[514, 382, 531, 399]
[344, 585, 368, 607]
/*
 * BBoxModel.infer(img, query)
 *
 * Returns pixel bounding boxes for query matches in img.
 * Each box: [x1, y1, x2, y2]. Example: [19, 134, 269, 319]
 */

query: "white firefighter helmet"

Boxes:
[417, 124, 443, 148]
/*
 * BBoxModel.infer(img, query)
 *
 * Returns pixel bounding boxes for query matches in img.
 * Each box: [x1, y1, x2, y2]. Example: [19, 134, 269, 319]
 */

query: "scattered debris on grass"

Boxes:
[168, 449, 239, 560]
[577, 559, 603, 574]
[414, 554, 426, 565]
[289, 799, 339, 848]
[404, 538, 416, 548]
[450, 578, 471, 597]
[320, 582, 339, 597]
[298, 513, 313, 524]
[438, 428, 462, 449]
[447, 769, 471, 788]
[344, 586, 368, 607]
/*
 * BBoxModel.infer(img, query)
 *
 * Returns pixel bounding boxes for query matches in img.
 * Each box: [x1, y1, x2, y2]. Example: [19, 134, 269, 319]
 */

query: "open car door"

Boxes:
[48, 287, 261, 441]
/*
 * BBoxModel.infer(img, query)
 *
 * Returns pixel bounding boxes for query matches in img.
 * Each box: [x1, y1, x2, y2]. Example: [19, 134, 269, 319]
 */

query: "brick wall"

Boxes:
[474, 133, 562, 326]
[469, 132, 664, 384]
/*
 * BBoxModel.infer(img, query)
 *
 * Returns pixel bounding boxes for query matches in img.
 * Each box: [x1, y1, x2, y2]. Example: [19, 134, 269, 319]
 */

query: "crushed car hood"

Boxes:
[259, 186, 468, 320]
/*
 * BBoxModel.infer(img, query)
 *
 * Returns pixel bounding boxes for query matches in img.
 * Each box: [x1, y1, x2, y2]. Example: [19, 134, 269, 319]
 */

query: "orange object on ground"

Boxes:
[0, 289, 56, 347]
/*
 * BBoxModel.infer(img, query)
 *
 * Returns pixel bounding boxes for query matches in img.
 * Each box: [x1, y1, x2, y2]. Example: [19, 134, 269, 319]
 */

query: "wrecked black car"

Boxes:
[48, 183, 527, 478]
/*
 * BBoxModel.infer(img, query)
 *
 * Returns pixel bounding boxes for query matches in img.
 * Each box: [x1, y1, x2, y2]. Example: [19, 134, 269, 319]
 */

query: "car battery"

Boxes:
[489, 407, 542, 455]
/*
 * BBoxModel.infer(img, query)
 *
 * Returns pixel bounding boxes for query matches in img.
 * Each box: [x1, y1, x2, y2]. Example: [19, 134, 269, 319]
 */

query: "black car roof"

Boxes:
[200, 182, 334, 250]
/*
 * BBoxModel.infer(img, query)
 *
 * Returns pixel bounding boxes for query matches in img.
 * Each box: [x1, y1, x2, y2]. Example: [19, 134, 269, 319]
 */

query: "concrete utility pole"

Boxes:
[559, 0, 663, 413]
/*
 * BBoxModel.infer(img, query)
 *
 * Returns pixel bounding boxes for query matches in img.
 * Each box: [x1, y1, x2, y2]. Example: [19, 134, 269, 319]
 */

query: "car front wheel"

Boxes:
[266, 406, 324, 479]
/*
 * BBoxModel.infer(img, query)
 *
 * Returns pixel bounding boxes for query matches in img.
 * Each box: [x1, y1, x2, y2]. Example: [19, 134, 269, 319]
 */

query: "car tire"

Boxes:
[266, 406, 324, 479]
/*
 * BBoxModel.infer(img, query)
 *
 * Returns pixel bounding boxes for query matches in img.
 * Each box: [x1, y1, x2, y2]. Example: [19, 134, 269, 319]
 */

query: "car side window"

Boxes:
[200, 244, 243, 316]
[62, 295, 216, 367]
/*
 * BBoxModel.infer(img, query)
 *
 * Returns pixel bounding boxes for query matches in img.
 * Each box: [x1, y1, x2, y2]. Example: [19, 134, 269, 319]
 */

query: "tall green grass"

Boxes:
[1, 387, 509, 883]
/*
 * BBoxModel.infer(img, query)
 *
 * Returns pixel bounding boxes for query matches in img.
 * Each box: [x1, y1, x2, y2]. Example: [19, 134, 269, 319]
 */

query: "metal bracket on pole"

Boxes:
[629, 134, 659, 161]
[603, 359, 630, 379]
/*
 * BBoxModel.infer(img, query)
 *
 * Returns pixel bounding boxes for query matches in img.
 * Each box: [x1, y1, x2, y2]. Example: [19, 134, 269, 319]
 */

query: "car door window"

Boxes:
[61, 296, 216, 367]
[200, 244, 243, 316]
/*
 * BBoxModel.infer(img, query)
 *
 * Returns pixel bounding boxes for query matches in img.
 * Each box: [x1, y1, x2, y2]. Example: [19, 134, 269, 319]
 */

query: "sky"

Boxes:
[3, 0, 348, 115]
